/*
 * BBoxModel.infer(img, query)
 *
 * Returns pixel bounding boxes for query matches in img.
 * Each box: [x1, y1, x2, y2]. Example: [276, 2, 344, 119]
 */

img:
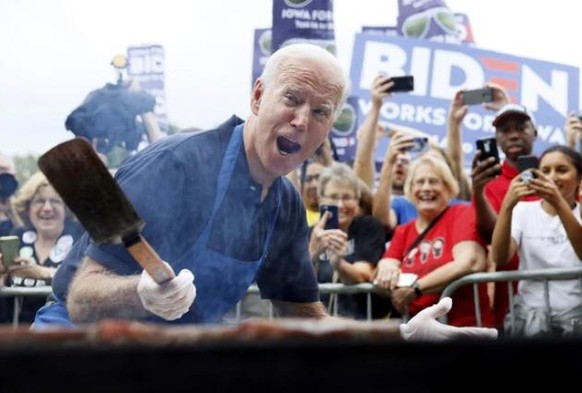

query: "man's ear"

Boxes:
[251, 79, 264, 115]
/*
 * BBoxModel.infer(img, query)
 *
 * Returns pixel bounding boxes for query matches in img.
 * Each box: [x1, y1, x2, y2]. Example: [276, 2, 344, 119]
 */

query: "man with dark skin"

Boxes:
[471, 104, 538, 328]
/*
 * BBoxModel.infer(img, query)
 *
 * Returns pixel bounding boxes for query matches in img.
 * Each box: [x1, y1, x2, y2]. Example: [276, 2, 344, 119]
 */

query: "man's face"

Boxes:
[301, 162, 324, 210]
[249, 58, 343, 179]
[495, 116, 537, 162]
[391, 152, 411, 191]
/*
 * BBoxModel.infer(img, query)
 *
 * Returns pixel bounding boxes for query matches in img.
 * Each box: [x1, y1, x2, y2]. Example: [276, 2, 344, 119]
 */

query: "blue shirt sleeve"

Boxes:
[392, 196, 418, 225]
[85, 148, 187, 275]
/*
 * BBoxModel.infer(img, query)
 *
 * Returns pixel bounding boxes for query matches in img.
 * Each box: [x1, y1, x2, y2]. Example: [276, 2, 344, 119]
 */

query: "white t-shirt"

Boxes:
[511, 200, 582, 314]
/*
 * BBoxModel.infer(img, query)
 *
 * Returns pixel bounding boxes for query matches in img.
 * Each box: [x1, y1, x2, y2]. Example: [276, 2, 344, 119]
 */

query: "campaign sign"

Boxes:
[330, 95, 359, 162]
[272, 0, 336, 54]
[127, 44, 169, 133]
[252, 28, 272, 87]
[349, 34, 579, 164]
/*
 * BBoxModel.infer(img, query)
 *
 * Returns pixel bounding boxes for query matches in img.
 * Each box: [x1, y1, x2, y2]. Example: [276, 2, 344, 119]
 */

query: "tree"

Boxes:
[12, 154, 39, 185]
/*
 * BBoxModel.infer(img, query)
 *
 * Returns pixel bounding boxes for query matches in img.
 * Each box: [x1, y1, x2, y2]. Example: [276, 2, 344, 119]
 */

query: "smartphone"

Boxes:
[384, 75, 414, 93]
[396, 273, 418, 288]
[517, 155, 539, 172]
[475, 137, 501, 176]
[475, 137, 500, 164]
[0, 236, 19, 268]
[319, 204, 339, 230]
[517, 155, 539, 183]
[462, 87, 494, 106]
[406, 137, 429, 153]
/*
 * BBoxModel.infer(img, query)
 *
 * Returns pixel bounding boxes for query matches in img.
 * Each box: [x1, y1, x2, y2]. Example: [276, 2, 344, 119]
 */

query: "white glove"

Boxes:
[399, 297, 498, 342]
[137, 263, 196, 321]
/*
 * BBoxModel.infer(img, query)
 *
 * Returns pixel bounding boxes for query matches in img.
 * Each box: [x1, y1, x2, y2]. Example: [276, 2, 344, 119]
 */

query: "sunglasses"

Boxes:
[401, 7, 457, 39]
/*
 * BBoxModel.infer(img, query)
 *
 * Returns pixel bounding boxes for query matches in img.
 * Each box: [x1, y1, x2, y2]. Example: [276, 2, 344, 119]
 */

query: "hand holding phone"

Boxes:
[0, 236, 19, 268]
[517, 155, 539, 184]
[383, 76, 414, 93]
[405, 137, 429, 153]
[319, 204, 339, 230]
[475, 137, 501, 175]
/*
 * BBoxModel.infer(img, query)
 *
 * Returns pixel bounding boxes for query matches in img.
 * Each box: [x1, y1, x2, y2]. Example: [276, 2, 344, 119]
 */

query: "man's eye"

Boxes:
[313, 108, 330, 119]
[284, 94, 298, 104]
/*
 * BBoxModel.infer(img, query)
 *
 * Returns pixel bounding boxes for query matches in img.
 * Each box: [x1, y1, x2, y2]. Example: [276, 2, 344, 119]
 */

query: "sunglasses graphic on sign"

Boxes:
[401, 7, 457, 39]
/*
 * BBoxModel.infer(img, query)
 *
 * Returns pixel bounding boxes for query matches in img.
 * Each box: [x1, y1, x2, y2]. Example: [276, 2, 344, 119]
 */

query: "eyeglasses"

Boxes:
[31, 197, 64, 207]
[401, 7, 457, 39]
[413, 178, 443, 187]
[322, 194, 357, 203]
[304, 174, 320, 183]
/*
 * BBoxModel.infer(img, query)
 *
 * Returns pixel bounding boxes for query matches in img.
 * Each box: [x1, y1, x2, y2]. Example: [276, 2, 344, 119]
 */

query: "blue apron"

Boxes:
[33, 123, 280, 328]
[174, 123, 281, 323]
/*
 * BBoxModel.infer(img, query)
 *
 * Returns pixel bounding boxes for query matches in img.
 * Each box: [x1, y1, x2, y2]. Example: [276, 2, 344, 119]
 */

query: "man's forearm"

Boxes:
[67, 257, 148, 323]
[271, 299, 329, 319]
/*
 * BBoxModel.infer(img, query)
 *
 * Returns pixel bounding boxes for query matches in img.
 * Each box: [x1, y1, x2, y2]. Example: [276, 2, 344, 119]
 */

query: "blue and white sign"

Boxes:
[127, 44, 169, 133]
[349, 34, 579, 164]
[272, 0, 336, 54]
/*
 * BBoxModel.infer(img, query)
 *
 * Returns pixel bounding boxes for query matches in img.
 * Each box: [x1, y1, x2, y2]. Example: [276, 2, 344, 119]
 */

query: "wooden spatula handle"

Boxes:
[125, 235, 175, 284]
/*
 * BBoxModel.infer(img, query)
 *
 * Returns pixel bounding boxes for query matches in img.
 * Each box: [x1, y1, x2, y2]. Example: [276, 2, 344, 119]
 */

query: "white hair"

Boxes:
[259, 43, 350, 120]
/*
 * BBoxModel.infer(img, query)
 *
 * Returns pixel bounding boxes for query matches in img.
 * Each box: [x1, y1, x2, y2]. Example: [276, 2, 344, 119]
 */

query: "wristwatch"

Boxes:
[412, 281, 423, 298]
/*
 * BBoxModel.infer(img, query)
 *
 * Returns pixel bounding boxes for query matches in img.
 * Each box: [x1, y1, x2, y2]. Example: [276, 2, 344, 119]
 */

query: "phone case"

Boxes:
[517, 155, 539, 172]
[0, 236, 19, 268]
[386, 76, 414, 93]
[475, 138, 500, 164]
[319, 205, 339, 230]
[462, 87, 494, 105]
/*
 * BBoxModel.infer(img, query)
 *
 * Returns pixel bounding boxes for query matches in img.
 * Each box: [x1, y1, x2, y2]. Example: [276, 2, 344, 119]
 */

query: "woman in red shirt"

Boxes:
[374, 155, 494, 327]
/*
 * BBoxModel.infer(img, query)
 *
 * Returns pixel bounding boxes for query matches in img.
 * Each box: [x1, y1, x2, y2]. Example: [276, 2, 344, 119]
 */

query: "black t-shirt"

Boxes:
[312, 214, 392, 319]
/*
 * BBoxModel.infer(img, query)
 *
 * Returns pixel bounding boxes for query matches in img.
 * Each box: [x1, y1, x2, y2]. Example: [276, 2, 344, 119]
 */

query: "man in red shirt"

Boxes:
[471, 104, 538, 330]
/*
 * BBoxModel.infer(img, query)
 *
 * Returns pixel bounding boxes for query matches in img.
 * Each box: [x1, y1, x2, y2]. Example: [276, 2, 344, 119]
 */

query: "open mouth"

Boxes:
[506, 144, 522, 153]
[418, 195, 436, 202]
[276, 136, 301, 155]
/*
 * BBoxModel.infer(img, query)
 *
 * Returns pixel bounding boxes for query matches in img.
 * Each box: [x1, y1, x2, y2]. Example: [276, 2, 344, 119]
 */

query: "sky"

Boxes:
[1, 0, 581, 158]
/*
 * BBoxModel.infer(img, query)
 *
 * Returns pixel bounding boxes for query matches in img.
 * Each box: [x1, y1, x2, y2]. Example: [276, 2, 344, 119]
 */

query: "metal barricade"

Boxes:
[233, 283, 391, 323]
[0, 286, 52, 327]
[439, 266, 582, 326]
[1, 283, 391, 327]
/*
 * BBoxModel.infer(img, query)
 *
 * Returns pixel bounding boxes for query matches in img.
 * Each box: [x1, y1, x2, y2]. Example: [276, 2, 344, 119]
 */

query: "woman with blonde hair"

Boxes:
[0, 171, 81, 324]
[374, 155, 493, 327]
